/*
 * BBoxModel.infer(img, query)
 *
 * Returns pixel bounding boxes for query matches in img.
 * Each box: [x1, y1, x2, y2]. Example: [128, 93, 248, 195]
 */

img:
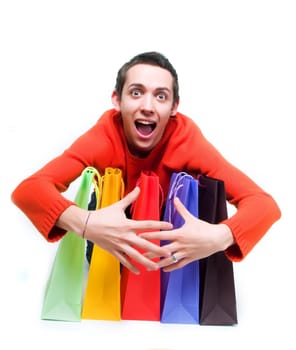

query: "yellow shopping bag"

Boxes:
[82, 167, 124, 320]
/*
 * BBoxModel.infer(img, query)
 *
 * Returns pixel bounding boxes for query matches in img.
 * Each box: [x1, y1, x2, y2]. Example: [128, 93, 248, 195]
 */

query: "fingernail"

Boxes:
[147, 266, 158, 271]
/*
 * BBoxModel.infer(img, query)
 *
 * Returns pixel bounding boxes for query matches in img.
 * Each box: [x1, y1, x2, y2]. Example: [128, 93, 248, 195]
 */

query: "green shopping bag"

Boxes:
[41, 167, 101, 321]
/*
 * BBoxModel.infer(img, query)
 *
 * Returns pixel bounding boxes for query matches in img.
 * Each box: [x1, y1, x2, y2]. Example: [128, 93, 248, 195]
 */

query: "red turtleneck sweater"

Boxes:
[11, 109, 281, 261]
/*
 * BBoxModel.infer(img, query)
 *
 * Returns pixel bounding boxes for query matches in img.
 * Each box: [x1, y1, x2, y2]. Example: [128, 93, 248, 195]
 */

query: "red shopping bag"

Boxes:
[120, 171, 161, 321]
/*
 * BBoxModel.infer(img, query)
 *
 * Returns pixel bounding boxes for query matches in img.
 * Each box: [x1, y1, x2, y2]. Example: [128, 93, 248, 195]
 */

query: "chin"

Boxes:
[130, 145, 153, 158]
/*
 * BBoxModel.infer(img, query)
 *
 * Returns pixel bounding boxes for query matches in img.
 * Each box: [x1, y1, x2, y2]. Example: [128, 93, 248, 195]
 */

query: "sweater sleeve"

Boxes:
[11, 172, 76, 242]
[163, 114, 281, 261]
[194, 129, 281, 261]
[11, 110, 121, 242]
[10, 144, 95, 242]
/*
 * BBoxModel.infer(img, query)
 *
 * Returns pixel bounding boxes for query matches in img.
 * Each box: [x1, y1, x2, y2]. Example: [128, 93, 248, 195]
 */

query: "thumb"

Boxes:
[173, 196, 195, 221]
[118, 186, 140, 210]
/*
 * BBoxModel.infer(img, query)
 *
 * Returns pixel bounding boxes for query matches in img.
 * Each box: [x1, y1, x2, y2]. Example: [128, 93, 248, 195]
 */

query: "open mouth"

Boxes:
[135, 120, 156, 136]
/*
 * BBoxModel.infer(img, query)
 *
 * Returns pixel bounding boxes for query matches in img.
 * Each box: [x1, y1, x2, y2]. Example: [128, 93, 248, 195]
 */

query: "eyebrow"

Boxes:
[127, 83, 172, 94]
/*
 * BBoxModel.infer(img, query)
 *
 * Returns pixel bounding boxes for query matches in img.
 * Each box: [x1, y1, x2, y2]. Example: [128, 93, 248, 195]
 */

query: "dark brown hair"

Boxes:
[115, 51, 179, 104]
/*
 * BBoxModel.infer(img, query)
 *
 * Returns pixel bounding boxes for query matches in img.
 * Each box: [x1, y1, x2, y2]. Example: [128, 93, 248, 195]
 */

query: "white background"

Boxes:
[0, 0, 295, 349]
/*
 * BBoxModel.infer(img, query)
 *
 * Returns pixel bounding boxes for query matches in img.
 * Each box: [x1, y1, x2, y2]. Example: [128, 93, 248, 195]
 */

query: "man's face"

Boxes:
[112, 64, 178, 157]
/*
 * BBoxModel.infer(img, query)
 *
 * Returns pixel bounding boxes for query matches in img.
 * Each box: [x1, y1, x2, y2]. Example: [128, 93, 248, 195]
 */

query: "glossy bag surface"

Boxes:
[197, 175, 238, 325]
[120, 171, 161, 321]
[160, 172, 200, 324]
[41, 167, 101, 321]
[81, 167, 124, 321]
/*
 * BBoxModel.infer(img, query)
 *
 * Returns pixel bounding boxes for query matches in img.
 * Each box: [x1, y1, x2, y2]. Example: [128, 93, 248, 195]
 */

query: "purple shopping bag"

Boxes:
[160, 172, 200, 324]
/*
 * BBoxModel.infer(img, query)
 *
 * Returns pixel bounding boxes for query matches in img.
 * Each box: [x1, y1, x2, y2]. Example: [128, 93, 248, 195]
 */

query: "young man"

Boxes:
[11, 51, 281, 275]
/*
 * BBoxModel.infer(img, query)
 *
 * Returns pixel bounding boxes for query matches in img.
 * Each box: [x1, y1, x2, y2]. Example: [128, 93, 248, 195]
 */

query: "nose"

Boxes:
[140, 93, 155, 115]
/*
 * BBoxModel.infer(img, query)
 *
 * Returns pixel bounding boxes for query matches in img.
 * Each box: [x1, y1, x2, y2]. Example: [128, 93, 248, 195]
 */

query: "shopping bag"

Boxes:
[197, 174, 238, 325]
[81, 167, 124, 320]
[41, 166, 101, 321]
[120, 170, 161, 321]
[85, 191, 97, 263]
[160, 172, 200, 324]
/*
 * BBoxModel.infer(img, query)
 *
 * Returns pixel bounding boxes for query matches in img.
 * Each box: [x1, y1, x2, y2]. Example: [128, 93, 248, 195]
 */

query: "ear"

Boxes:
[170, 100, 179, 116]
[111, 90, 121, 111]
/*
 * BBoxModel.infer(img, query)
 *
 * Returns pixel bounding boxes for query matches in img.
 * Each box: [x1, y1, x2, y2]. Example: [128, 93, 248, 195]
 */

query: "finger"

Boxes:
[131, 235, 171, 258]
[152, 251, 183, 269]
[143, 241, 178, 259]
[124, 246, 161, 271]
[116, 242, 161, 271]
[117, 186, 140, 210]
[162, 258, 190, 272]
[173, 197, 195, 221]
[139, 228, 178, 241]
[163, 254, 197, 272]
[113, 251, 140, 275]
[129, 219, 173, 232]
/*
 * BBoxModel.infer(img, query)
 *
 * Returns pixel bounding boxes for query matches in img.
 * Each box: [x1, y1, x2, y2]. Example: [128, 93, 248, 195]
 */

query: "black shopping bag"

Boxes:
[197, 175, 238, 325]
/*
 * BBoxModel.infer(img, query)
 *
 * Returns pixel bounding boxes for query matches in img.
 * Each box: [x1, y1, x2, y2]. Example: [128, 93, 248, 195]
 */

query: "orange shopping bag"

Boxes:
[121, 170, 161, 320]
[81, 167, 124, 320]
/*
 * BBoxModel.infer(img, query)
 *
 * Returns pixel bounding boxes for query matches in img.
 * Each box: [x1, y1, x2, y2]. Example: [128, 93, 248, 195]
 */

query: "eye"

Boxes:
[157, 92, 167, 101]
[131, 89, 142, 97]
